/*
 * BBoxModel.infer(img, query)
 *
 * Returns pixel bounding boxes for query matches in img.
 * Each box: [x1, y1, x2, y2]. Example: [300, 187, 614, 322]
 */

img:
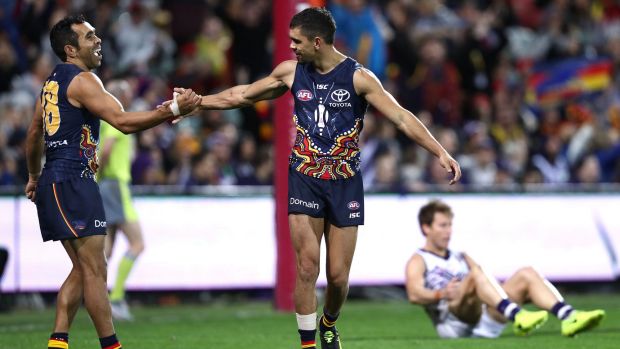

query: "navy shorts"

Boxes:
[35, 177, 107, 241]
[288, 167, 364, 227]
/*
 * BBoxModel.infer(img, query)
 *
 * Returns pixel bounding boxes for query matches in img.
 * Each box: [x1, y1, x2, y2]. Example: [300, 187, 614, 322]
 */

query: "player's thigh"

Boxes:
[104, 226, 118, 256]
[69, 235, 107, 274]
[324, 224, 358, 275]
[288, 213, 324, 258]
[501, 269, 533, 304]
[61, 239, 81, 270]
[448, 275, 483, 324]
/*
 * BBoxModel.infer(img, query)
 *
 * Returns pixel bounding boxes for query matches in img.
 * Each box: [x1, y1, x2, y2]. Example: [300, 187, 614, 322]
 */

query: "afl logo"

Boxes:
[296, 89, 313, 101]
[347, 201, 360, 210]
[331, 89, 350, 102]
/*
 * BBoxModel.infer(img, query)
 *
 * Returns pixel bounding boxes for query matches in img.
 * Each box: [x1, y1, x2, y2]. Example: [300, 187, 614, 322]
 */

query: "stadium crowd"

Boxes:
[1, 0, 620, 192]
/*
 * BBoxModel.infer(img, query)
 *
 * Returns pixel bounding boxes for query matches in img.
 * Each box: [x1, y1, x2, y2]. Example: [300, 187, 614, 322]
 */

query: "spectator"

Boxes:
[330, 0, 387, 80]
[403, 36, 462, 127]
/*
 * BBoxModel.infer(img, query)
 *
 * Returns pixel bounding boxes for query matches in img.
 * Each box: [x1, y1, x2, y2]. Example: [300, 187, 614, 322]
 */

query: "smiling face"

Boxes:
[289, 26, 317, 63]
[69, 22, 102, 70]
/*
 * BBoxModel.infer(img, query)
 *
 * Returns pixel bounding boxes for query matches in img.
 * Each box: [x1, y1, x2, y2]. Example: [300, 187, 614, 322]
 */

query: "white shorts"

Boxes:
[434, 301, 506, 338]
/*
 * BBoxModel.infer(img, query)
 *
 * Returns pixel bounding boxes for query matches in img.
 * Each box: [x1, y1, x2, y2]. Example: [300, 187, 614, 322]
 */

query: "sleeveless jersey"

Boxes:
[290, 57, 368, 180]
[416, 249, 470, 322]
[39, 64, 100, 185]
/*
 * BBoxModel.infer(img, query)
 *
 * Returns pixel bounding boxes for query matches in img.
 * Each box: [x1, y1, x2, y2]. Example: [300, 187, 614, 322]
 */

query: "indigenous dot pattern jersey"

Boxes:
[416, 249, 470, 323]
[290, 57, 368, 180]
[39, 64, 99, 185]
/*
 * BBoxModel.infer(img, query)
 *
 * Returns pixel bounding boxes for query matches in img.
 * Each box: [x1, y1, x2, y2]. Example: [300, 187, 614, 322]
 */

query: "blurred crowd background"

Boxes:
[1, 0, 620, 193]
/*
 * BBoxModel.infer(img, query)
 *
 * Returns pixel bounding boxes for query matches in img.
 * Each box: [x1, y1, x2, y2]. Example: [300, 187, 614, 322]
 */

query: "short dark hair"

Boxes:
[418, 200, 453, 234]
[50, 14, 86, 62]
[289, 7, 336, 44]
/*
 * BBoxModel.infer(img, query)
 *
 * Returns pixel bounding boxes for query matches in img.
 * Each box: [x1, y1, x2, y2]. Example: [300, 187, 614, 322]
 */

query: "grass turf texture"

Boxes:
[1, 293, 618, 348]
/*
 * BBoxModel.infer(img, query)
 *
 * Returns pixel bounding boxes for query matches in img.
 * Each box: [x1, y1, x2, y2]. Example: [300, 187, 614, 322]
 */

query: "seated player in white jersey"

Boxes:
[405, 200, 605, 338]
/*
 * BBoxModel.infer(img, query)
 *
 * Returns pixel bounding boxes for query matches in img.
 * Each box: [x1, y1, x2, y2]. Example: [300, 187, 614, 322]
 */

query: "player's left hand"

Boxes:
[438, 152, 461, 185]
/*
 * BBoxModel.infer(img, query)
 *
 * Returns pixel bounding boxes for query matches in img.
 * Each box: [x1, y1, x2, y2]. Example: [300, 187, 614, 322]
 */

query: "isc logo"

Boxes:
[296, 89, 313, 101]
[316, 84, 329, 89]
[349, 212, 360, 219]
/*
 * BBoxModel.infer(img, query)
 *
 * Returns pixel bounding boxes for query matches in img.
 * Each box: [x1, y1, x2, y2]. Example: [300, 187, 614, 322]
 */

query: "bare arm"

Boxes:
[25, 101, 44, 202]
[405, 254, 444, 304]
[199, 60, 296, 110]
[354, 68, 461, 184]
[68, 72, 200, 134]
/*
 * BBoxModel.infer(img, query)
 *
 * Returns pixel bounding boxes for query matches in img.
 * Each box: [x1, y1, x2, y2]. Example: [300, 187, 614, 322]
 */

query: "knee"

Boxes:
[326, 265, 351, 289]
[131, 241, 145, 256]
[514, 266, 538, 282]
[297, 255, 320, 283]
[469, 265, 485, 283]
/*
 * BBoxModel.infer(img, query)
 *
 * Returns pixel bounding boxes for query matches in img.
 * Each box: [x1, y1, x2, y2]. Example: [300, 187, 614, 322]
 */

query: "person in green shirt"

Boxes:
[98, 79, 144, 321]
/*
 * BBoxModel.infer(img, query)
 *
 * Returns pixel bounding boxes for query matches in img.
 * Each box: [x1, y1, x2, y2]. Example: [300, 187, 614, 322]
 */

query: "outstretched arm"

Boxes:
[25, 101, 44, 202]
[199, 60, 296, 110]
[68, 72, 201, 134]
[354, 68, 461, 184]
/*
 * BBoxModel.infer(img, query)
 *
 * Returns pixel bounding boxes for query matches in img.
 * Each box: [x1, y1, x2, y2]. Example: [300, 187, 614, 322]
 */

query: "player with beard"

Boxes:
[25, 15, 199, 349]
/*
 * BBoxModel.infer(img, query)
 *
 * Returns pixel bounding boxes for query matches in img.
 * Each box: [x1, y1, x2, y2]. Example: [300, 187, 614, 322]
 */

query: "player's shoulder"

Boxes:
[408, 251, 426, 268]
[353, 65, 378, 80]
[353, 66, 381, 94]
[65, 71, 105, 108]
[68, 71, 104, 96]
[273, 60, 298, 76]
[72, 71, 103, 86]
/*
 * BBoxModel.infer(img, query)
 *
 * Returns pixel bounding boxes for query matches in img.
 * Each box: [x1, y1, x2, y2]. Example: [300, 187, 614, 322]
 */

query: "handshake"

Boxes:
[158, 87, 203, 125]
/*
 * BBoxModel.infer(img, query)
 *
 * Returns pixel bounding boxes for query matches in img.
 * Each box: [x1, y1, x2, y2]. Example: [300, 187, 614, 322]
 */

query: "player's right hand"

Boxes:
[175, 88, 202, 115]
[25, 177, 38, 203]
[438, 152, 462, 185]
[443, 278, 460, 300]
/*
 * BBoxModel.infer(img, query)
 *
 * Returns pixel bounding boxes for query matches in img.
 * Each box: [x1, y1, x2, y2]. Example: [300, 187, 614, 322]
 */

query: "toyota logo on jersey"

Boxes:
[296, 89, 314, 101]
[331, 89, 350, 102]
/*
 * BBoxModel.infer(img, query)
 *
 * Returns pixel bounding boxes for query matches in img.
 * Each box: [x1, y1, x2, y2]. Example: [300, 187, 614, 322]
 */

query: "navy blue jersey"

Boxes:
[290, 57, 368, 180]
[39, 64, 99, 185]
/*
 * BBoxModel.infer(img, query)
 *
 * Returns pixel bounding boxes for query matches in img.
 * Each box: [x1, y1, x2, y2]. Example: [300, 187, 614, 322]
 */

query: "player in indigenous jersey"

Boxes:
[24, 15, 199, 349]
[175, 7, 461, 349]
[406, 200, 605, 338]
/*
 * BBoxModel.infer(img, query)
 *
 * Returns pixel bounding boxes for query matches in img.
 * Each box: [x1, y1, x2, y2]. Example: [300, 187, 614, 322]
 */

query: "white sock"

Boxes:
[296, 312, 317, 331]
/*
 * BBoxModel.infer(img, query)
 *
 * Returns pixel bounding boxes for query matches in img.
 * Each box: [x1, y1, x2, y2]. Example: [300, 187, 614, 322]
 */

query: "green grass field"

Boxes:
[1, 293, 618, 348]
